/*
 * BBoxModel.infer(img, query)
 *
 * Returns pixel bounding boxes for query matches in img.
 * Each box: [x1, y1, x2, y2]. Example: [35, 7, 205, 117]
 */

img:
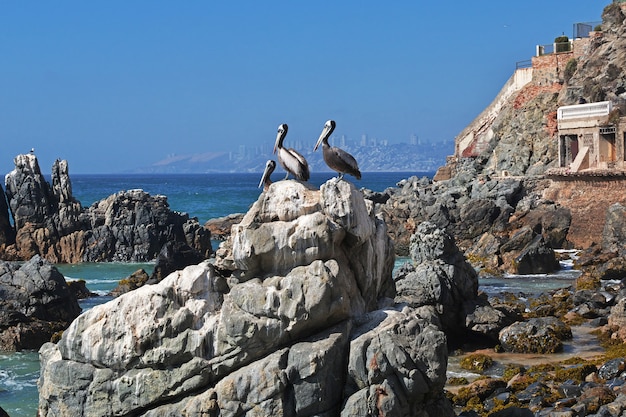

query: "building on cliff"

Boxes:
[434, 12, 626, 182]
[552, 100, 626, 175]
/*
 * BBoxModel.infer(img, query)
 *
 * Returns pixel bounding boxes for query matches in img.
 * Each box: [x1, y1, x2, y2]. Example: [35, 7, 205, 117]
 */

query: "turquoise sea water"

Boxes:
[0, 172, 580, 416]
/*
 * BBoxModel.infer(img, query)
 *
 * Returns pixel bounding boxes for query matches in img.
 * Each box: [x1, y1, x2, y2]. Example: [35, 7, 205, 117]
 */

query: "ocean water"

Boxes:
[68, 172, 424, 225]
[0, 172, 580, 416]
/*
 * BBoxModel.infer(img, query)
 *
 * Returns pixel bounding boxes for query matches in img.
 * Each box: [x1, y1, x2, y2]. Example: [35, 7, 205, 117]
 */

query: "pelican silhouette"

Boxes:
[273, 123, 310, 181]
[258, 160, 276, 191]
[314, 120, 361, 180]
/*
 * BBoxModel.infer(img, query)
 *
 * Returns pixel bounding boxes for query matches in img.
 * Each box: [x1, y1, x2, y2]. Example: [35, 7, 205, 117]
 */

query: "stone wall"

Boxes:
[543, 176, 626, 248]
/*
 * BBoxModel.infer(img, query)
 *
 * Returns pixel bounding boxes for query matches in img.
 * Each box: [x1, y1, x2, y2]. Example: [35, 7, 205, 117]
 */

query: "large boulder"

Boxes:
[498, 316, 572, 354]
[0, 255, 81, 351]
[394, 222, 480, 342]
[342, 306, 454, 417]
[38, 179, 453, 417]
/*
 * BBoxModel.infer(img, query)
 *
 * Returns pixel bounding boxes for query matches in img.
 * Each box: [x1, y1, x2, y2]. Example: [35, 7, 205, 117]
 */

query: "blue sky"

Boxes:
[1, 2, 603, 174]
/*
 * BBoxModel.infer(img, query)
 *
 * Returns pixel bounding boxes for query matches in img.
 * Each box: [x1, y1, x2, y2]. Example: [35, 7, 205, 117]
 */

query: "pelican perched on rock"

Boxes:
[258, 160, 276, 191]
[273, 123, 310, 181]
[314, 120, 361, 180]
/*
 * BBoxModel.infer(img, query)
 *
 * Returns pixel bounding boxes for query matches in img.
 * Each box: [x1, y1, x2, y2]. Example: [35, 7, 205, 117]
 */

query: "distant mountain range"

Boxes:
[131, 142, 453, 174]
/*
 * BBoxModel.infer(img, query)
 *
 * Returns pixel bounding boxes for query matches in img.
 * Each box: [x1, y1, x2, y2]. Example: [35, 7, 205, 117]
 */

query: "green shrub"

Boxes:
[564, 58, 578, 82]
[555, 35, 571, 53]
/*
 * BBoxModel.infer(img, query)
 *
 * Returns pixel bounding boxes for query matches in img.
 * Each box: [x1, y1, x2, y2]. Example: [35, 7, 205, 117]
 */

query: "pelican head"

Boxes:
[314, 120, 336, 151]
[258, 160, 276, 189]
[273, 123, 288, 154]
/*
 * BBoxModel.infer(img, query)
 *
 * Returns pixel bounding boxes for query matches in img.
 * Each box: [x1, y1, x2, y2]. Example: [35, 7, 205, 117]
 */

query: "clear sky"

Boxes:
[1, 1, 604, 174]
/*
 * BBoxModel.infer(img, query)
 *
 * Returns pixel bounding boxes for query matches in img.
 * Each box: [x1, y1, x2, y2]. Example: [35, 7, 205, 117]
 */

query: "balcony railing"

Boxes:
[557, 101, 613, 120]
[536, 41, 572, 56]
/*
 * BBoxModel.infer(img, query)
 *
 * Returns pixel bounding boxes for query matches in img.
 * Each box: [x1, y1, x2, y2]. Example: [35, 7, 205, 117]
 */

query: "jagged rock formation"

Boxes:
[38, 179, 456, 417]
[0, 255, 81, 351]
[379, 171, 566, 275]
[0, 154, 212, 263]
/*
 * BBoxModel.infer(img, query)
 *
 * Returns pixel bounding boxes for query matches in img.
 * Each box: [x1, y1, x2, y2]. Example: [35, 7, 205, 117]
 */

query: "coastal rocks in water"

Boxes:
[511, 234, 560, 275]
[393, 222, 511, 346]
[67, 279, 98, 299]
[498, 316, 572, 354]
[39, 179, 452, 416]
[0, 255, 81, 351]
[82, 189, 211, 262]
[468, 225, 561, 276]
[107, 269, 150, 297]
[0, 154, 212, 263]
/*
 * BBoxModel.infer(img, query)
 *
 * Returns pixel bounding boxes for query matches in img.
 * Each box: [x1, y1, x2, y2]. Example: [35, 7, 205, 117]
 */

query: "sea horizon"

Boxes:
[63, 171, 433, 224]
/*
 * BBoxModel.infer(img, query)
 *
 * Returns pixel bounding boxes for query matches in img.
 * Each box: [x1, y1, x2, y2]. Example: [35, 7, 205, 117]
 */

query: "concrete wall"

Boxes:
[455, 67, 533, 158]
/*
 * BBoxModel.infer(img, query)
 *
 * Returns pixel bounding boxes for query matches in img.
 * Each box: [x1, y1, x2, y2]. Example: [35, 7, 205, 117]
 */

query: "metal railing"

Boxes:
[536, 41, 572, 56]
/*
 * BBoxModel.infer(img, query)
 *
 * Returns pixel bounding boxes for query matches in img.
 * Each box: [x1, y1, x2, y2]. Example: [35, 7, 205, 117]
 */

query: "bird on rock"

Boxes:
[273, 123, 310, 181]
[314, 120, 361, 180]
[258, 159, 276, 191]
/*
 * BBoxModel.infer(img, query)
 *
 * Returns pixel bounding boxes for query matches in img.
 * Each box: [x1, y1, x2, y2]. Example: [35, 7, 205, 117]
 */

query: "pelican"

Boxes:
[273, 123, 310, 181]
[314, 120, 361, 180]
[258, 159, 276, 191]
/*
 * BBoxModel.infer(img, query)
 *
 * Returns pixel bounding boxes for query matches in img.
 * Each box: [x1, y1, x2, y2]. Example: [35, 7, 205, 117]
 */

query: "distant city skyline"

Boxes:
[1, 2, 602, 174]
[158, 131, 449, 164]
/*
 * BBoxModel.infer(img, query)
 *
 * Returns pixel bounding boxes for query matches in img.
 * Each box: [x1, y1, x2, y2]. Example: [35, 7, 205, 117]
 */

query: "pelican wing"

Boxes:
[330, 146, 361, 178]
[278, 148, 310, 181]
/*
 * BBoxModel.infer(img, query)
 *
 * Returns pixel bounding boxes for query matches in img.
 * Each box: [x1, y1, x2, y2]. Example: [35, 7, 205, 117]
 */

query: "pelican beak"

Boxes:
[273, 125, 286, 154]
[259, 160, 275, 189]
[273, 132, 279, 154]
[314, 123, 330, 151]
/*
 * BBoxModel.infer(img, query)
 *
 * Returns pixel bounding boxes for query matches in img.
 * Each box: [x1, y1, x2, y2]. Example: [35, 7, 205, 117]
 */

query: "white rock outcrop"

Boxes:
[38, 179, 455, 417]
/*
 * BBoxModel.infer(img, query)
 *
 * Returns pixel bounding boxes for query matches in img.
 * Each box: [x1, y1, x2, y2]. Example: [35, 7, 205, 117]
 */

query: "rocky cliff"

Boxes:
[381, 3, 626, 274]
[0, 154, 211, 263]
[37, 179, 492, 416]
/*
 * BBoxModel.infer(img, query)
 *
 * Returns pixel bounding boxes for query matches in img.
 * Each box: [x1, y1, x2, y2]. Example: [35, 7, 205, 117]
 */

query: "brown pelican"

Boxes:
[273, 123, 310, 181]
[258, 159, 276, 191]
[314, 120, 361, 180]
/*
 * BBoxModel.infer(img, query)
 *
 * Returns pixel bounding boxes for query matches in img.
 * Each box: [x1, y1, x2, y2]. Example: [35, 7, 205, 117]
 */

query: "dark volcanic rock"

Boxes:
[513, 234, 560, 275]
[148, 240, 206, 284]
[0, 181, 14, 248]
[0, 255, 81, 351]
[458, 198, 501, 240]
[81, 189, 211, 262]
[1, 154, 212, 263]
[67, 280, 98, 299]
